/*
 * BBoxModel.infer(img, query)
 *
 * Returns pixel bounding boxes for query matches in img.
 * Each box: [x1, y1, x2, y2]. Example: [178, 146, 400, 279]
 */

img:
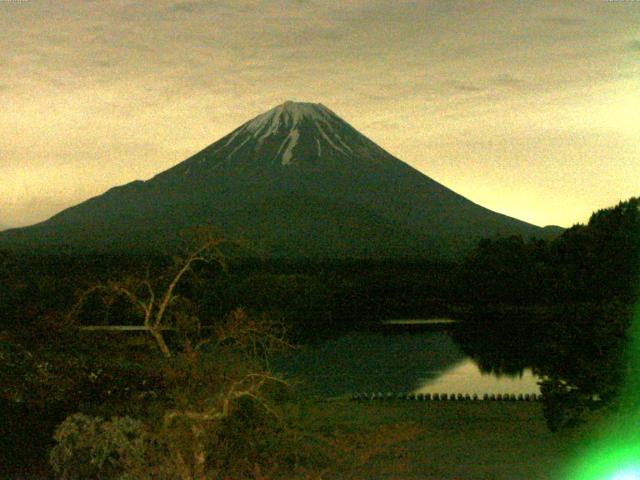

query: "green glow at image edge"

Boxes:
[561, 301, 640, 480]
[567, 443, 640, 479]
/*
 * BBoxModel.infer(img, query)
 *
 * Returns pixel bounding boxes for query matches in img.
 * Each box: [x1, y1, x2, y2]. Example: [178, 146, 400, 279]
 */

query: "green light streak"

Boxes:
[560, 301, 640, 480]
[610, 468, 640, 480]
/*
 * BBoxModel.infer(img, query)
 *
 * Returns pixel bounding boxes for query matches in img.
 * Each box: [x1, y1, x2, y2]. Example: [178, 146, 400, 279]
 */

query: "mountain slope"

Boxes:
[0, 101, 555, 258]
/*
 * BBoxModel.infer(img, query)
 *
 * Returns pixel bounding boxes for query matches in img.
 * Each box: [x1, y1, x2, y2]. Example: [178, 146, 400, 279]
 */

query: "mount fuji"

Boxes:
[0, 101, 558, 258]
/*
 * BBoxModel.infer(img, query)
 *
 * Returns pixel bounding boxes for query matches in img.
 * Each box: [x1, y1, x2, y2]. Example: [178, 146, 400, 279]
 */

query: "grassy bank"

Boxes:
[299, 399, 579, 480]
[1, 396, 589, 479]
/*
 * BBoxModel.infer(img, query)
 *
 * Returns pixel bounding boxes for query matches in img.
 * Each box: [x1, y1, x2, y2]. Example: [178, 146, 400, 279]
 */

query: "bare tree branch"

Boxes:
[68, 235, 226, 359]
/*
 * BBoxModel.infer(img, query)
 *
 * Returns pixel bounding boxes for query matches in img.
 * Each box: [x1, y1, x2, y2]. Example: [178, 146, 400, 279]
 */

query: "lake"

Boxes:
[273, 322, 541, 398]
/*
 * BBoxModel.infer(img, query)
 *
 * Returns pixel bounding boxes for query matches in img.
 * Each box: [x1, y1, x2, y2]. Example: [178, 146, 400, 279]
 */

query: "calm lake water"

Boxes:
[273, 322, 541, 397]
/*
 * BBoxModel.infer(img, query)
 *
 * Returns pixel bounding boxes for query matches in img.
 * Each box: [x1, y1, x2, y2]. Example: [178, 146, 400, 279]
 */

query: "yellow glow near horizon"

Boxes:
[1, 1, 638, 229]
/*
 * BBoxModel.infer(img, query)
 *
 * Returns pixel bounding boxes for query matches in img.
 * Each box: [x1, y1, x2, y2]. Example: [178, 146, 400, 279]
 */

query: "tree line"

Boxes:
[456, 197, 639, 306]
[455, 197, 639, 430]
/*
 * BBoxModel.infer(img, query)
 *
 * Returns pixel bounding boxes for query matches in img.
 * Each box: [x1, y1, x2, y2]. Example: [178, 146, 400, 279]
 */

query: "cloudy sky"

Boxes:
[1, 0, 638, 229]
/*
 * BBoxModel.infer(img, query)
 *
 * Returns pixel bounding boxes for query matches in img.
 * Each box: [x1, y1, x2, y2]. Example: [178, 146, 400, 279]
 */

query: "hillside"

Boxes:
[0, 101, 558, 258]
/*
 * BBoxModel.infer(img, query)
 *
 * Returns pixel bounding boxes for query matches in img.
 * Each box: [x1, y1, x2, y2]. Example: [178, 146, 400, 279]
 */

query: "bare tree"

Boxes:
[69, 235, 225, 358]
[64, 234, 293, 480]
[161, 308, 290, 480]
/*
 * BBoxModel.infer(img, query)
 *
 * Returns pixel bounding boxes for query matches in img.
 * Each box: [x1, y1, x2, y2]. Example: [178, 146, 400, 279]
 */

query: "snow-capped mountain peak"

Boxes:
[244, 101, 335, 138]
[0, 100, 548, 257]
[203, 100, 372, 167]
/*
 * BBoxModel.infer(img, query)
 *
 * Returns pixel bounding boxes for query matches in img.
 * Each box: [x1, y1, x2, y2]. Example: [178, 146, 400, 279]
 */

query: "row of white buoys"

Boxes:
[349, 392, 542, 401]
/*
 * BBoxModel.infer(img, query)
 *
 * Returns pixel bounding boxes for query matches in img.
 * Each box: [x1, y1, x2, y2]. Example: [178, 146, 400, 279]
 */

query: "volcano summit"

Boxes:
[0, 101, 555, 257]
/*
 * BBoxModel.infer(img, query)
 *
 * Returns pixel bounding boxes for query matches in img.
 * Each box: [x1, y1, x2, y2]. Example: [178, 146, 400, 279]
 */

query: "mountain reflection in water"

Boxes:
[273, 328, 540, 397]
[414, 359, 540, 396]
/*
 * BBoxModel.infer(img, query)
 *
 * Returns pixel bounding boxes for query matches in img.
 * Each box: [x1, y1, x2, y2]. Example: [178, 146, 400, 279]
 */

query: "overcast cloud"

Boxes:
[1, 0, 638, 228]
